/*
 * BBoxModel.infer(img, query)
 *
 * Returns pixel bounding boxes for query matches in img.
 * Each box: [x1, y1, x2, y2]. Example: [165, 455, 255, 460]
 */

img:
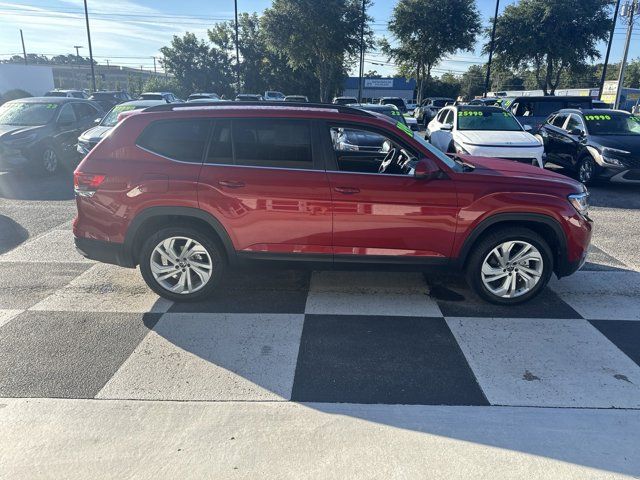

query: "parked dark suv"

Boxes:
[0, 97, 103, 174]
[538, 109, 640, 184]
[74, 102, 592, 305]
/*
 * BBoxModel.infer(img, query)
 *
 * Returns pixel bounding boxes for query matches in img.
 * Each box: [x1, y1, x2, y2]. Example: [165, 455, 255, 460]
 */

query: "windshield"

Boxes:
[382, 99, 406, 112]
[432, 100, 449, 107]
[457, 109, 522, 131]
[584, 113, 640, 136]
[407, 126, 460, 170]
[0, 102, 58, 126]
[45, 91, 67, 97]
[101, 104, 141, 127]
[141, 94, 163, 100]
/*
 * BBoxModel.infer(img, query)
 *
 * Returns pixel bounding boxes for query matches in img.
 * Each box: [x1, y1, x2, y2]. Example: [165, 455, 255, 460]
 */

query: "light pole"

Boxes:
[615, 0, 637, 109]
[20, 29, 27, 65]
[599, 0, 622, 98]
[484, 0, 500, 97]
[357, 0, 366, 103]
[83, 0, 97, 92]
[74, 45, 83, 89]
[234, 0, 240, 92]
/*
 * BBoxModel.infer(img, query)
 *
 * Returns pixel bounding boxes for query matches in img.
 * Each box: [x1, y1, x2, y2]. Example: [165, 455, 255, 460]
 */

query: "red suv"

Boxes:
[73, 103, 592, 305]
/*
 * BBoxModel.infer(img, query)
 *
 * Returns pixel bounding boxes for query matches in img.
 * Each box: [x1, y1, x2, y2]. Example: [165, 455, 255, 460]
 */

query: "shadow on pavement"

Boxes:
[0, 215, 29, 255]
[0, 170, 74, 201]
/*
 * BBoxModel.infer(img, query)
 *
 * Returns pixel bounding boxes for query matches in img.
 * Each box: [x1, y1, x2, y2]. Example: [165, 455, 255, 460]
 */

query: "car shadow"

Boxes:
[0, 215, 29, 254]
[141, 263, 639, 477]
[0, 170, 74, 201]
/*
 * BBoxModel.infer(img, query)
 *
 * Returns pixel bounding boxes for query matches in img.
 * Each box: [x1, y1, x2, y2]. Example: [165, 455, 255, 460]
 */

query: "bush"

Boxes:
[0, 88, 32, 105]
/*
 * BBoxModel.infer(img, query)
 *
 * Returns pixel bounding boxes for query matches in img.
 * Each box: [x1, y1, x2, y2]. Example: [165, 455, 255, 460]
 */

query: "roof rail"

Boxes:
[141, 100, 376, 117]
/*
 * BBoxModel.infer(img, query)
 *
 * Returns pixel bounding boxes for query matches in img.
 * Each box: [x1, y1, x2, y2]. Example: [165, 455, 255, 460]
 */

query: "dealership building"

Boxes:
[342, 77, 416, 102]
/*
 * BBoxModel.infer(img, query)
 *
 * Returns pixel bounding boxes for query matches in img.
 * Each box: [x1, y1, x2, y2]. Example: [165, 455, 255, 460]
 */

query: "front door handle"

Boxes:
[218, 180, 245, 189]
[334, 186, 360, 195]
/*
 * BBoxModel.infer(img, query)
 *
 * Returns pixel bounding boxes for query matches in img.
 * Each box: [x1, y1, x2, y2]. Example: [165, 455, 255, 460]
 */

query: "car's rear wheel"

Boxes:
[465, 228, 553, 305]
[139, 227, 226, 302]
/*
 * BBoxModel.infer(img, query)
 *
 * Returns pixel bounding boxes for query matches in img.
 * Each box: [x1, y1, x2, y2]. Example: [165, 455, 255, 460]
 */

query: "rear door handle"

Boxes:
[218, 180, 245, 189]
[334, 186, 360, 195]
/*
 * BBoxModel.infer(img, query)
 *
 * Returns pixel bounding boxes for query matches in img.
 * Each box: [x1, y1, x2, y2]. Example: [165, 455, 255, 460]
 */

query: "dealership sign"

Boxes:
[364, 78, 394, 88]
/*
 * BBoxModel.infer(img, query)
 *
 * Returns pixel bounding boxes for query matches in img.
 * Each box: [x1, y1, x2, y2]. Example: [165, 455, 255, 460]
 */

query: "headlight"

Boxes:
[4, 133, 37, 146]
[600, 147, 629, 167]
[568, 191, 589, 217]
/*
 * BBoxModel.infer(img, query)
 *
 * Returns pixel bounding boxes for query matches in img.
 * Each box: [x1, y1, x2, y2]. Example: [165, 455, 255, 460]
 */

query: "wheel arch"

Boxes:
[123, 207, 236, 267]
[456, 213, 568, 275]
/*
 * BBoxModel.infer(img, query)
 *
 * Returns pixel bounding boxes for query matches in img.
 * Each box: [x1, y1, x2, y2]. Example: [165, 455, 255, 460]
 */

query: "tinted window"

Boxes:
[206, 120, 232, 164]
[565, 115, 584, 133]
[232, 119, 313, 169]
[551, 114, 568, 128]
[57, 104, 77, 124]
[436, 110, 447, 123]
[443, 109, 454, 124]
[73, 102, 98, 120]
[137, 119, 210, 163]
[432, 100, 449, 107]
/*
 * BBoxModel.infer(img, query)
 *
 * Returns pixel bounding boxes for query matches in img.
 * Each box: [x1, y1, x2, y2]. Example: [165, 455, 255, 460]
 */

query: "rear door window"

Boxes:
[551, 114, 568, 128]
[137, 119, 210, 163]
[206, 120, 233, 165]
[231, 119, 313, 169]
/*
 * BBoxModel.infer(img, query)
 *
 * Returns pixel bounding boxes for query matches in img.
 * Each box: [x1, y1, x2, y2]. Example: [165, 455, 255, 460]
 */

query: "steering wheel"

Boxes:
[378, 148, 397, 174]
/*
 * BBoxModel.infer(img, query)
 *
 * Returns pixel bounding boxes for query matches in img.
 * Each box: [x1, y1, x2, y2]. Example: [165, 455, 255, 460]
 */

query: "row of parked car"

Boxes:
[419, 96, 640, 185]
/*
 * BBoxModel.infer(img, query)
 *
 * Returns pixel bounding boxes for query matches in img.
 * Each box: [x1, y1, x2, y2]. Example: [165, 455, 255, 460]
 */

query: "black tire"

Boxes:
[465, 227, 554, 305]
[576, 154, 598, 185]
[139, 226, 226, 302]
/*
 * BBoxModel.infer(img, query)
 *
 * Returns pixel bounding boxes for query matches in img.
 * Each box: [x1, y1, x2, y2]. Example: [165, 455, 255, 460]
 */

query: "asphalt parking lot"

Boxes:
[1, 167, 640, 478]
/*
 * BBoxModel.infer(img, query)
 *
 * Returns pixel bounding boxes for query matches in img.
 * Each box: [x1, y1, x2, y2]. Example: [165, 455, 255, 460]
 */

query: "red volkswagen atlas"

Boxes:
[73, 103, 592, 305]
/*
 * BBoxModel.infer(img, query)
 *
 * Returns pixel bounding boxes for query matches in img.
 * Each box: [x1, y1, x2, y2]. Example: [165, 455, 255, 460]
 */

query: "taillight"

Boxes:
[74, 172, 106, 197]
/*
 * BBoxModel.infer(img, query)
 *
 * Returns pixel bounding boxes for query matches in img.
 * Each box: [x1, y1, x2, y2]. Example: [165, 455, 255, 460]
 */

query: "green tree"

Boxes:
[487, 0, 613, 95]
[208, 12, 320, 98]
[262, 0, 372, 102]
[382, 0, 480, 103]
[160, 32, 234, 97]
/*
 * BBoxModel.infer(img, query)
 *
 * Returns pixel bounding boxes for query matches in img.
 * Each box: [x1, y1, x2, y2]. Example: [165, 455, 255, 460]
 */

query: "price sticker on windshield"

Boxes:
[458, 111, 483, 117]
[630, 116, 640, 123]
[114, 105, 136, 113]
[585, 114, 611, 121]
[396, 121, 414, 137]
[45, 103, 57, 109]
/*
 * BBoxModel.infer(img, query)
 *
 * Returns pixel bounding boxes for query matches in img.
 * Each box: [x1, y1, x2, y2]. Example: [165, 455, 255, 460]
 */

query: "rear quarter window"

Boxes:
[137, 119, 210, 163]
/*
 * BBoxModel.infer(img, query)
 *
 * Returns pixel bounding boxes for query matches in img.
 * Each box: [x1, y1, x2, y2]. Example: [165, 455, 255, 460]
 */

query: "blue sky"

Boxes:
[0, 0, 637, 78]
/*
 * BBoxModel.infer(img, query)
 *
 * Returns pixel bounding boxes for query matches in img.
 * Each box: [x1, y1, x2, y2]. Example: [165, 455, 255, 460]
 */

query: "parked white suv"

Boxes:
[428, 105, 544, 168]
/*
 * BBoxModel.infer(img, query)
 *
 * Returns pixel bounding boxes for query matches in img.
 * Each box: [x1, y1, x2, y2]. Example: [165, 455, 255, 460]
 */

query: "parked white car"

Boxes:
[427, 105, 544, 168]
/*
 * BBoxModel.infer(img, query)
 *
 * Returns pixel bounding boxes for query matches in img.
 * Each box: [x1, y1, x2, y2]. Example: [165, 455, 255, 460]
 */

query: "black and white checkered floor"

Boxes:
[1, 225, 640, 409]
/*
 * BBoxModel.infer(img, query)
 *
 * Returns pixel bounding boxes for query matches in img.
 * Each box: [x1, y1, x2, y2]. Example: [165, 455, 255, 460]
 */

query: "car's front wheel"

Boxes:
[577, 155, 597, 185]
[139, 227, 226, 302]
[465, 228, 553, 305]
[37, 144, 61, 175]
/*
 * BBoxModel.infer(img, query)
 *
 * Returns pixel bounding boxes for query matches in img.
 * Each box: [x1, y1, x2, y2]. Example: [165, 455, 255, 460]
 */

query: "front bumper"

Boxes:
[75, 236, 135, 268]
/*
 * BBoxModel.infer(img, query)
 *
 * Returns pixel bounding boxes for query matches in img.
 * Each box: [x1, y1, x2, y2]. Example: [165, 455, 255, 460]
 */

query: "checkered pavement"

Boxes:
[1, 223, 640, 409]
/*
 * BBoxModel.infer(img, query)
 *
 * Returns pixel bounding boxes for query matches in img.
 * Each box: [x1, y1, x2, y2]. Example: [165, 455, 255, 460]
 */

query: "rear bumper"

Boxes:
[74, 236, 135, 268]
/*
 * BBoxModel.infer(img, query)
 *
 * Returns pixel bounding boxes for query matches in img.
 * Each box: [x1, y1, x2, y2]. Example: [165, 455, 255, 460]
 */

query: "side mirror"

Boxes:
[94, 117, 102, 124]
[523, 124, 532, 131]
[441, 123, 453, 131]
[414, 157, 440, 179]
[569, 128, 584, 136]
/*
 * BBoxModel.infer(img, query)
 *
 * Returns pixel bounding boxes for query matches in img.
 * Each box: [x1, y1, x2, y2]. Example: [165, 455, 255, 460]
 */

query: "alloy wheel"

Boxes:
[481, 240, 544, 299]
[43, 148, 58, 174]
[578, 157, 594, 184]
[150, 236, 213, 294]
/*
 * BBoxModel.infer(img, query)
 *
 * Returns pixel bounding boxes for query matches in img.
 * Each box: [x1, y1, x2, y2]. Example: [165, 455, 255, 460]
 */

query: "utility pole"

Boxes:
[357, 0, 366, 103]
[615, 0, 637, 109]
[152, 56, 157, 74]
[74, 46, 83, 89]
[83, 0, 97, 92]
[234, 0, 241, 92]
[599, 0, 622, 98]
[106, 59, 109, 69]
[20, 29, 27, 65]
[483, 0, 500, 97]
